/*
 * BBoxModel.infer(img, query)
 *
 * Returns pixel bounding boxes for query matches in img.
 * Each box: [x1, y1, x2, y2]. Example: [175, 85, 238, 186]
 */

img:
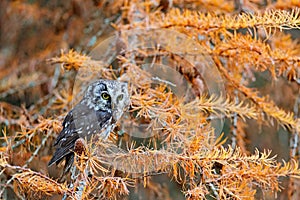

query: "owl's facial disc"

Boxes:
[84, 80, 129, 116]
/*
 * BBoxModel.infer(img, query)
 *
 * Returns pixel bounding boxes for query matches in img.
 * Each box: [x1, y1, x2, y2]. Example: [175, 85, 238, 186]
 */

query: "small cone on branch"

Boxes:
[74, 138, 87, 157]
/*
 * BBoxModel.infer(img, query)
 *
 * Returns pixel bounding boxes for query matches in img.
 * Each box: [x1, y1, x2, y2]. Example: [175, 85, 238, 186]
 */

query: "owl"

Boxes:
[48, 80, 130, 174]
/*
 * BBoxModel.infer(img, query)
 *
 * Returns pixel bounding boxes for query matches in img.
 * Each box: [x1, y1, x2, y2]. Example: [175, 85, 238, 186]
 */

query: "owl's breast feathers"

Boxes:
[48, 103, 112, 173]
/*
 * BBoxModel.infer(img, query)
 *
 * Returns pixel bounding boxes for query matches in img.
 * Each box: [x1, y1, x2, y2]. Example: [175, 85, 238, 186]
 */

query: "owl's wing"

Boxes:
[48, 109, 79, 168]
[48, 103, 113, 172]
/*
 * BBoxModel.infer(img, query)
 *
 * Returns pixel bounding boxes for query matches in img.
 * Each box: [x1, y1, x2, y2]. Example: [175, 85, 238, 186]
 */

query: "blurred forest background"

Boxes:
[0, 0, 300, 199]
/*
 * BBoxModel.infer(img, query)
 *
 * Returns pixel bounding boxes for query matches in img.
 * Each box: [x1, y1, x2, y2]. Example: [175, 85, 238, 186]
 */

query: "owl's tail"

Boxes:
[48, 142, 76, 174]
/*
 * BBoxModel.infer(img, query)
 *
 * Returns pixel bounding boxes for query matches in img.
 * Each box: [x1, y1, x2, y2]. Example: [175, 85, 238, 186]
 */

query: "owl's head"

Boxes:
[84, 80, 130, 121]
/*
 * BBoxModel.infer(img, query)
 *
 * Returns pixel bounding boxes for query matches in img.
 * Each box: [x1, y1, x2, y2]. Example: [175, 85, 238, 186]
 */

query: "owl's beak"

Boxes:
[111, 103, 118, 121]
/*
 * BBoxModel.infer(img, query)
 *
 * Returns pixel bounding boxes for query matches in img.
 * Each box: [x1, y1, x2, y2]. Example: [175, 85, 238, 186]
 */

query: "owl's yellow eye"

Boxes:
[117, 94, 123, 101]
[101, 92, 110, 100]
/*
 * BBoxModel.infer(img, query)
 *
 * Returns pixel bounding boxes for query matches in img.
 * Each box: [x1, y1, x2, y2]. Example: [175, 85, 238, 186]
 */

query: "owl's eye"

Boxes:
[117, 94, 123, 101]
[101, 92, 110, 100]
